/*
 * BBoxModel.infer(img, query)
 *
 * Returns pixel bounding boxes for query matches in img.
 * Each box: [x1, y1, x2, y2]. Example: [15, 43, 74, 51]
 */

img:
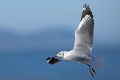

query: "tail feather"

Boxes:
[89, 55, 104, 70]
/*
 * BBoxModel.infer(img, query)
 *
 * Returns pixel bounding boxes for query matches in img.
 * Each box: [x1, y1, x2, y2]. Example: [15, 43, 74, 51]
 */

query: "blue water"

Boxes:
[0, 45, 120, 80]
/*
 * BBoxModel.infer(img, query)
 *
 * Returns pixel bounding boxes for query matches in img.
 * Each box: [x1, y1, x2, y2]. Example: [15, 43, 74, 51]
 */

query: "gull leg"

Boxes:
[87, 64, 96, 77]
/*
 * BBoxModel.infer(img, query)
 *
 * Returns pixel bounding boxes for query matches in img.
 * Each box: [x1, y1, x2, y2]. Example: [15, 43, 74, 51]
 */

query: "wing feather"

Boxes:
[73, 4, 94, 55]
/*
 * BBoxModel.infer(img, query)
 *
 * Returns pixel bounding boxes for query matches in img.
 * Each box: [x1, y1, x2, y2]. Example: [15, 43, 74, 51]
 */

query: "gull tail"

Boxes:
[87, 55, 104, 77]
[90, 55, 104, 70]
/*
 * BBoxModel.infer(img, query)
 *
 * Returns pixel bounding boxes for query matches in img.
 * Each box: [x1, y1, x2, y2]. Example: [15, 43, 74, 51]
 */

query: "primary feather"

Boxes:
[73, 4, 94, 55]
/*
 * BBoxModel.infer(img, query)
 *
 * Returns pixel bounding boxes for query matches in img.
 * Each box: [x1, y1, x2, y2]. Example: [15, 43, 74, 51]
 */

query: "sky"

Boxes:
[0, 0, 120, 45]
[0, 0, 120, 80]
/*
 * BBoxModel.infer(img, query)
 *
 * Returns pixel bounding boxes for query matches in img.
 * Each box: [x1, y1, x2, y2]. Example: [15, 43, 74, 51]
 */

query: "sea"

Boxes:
[0, 45, 120, 80]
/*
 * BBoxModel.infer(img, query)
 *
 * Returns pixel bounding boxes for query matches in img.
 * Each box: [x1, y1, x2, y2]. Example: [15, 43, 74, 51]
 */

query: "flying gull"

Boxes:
[47, 4, 103, 77]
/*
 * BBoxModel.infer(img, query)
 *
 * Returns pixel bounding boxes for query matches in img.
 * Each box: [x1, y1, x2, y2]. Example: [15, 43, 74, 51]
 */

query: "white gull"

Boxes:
[55, 4, 103, 77]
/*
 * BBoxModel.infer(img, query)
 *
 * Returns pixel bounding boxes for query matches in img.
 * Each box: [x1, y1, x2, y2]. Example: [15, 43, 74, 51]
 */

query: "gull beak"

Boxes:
[54, 54, 59, 58]
[54, 55, 57, 58]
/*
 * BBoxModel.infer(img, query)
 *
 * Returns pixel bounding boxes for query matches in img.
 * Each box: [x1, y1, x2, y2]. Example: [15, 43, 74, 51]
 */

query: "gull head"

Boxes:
[56, 51, 65, 58]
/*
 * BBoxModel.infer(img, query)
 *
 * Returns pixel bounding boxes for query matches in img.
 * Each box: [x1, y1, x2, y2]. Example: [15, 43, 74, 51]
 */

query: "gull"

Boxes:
[55, 4, 103, 77]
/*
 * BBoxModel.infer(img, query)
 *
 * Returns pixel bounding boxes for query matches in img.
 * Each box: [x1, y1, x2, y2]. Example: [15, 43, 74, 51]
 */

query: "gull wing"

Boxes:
[73, 4, 94, 54]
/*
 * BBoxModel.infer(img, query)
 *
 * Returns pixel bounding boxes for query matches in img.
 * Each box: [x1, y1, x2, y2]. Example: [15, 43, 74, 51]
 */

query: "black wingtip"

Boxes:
[81, 4, 93, 21]
[83, 4, 89, 8]
[83, 4, 89, 10]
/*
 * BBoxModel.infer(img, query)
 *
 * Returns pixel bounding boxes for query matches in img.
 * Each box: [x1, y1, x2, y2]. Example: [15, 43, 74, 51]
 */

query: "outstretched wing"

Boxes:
[73, 4, 94, 55]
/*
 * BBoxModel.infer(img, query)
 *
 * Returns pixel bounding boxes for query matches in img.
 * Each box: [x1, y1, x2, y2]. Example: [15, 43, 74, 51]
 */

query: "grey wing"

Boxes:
[73, 4, 94, 55]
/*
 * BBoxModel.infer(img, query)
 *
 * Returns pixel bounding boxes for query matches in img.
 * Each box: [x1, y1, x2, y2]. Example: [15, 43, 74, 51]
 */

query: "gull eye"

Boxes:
[59, 53, 61, 55]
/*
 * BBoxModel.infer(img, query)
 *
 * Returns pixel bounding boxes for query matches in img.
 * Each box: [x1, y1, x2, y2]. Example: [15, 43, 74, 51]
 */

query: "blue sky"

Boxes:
[0, 0, 120, 45]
